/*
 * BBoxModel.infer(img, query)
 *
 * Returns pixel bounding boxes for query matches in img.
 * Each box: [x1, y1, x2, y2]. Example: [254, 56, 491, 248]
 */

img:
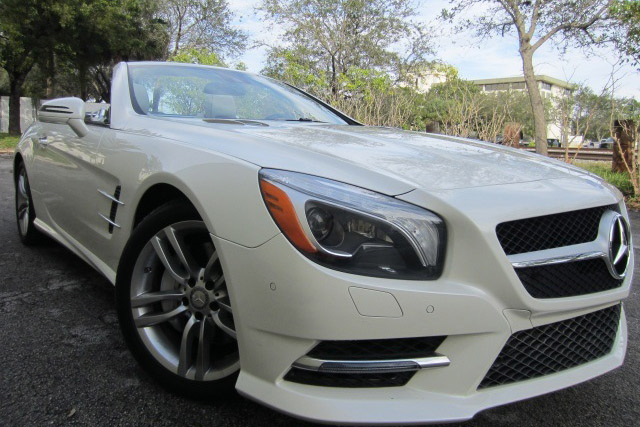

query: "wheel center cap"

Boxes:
[190, 289, 208, 309]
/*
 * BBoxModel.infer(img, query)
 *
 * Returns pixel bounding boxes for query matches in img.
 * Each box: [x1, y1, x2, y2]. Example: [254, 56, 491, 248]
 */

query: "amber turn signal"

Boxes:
[260, 179, 318, 253]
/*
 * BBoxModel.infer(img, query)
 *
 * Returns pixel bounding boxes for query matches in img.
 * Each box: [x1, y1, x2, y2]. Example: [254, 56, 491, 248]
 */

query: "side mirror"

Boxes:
[38, 97, 88, 137]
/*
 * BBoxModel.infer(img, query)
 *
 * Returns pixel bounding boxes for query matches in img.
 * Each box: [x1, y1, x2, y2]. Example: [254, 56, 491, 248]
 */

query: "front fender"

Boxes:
[129, 155, 280, 249]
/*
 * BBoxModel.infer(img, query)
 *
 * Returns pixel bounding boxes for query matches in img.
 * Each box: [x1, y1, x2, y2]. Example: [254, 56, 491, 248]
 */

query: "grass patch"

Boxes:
[574, 161, 635, 197]
[0, 133, 20, 151]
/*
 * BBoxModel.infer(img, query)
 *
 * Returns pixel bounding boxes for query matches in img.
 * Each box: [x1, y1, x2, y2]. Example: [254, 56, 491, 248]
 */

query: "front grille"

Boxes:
[284, 369, 414, 388]
[479, 304, 621, 389]
[515, 258, 624, 298]
[496, 205, 616, 255]
[307, 336, 446, 361]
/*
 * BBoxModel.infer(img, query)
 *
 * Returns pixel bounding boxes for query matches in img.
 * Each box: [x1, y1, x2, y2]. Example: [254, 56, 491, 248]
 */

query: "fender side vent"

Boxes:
[108, 185, 122, 233]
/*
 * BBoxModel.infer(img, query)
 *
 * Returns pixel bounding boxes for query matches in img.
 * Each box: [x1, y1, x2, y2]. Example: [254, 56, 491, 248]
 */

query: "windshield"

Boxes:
[127, 63, 348, 124]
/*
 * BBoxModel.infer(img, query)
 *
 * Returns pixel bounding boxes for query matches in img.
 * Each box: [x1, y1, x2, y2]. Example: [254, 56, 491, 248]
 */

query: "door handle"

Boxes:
[37, 136, 49, 146]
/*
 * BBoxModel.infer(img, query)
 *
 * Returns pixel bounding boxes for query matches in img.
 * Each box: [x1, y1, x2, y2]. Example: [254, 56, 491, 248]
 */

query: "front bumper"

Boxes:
[213, 229, 630, 425]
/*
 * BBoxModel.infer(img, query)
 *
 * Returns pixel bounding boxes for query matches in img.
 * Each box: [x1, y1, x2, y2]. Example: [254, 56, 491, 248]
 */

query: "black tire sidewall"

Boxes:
[116, 201, 239, 399]
[14, 162, 40, 245]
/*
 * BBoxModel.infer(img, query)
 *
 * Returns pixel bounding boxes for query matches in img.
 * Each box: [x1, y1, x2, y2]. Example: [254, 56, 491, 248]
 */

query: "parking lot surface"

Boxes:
[1, 153, 639, 426]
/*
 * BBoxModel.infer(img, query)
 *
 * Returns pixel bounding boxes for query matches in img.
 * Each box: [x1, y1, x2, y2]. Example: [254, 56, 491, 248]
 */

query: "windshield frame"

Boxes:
[126, 62, 361, 125]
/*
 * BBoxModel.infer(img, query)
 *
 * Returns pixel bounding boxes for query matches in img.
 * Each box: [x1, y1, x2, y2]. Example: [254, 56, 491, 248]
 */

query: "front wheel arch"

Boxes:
[116, 199, 239, 398]
[133, 183, 196, 229]
[13, 153, 24, 181]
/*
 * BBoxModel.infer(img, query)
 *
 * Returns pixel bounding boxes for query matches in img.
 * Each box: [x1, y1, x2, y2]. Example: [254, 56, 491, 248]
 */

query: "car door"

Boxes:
[31, 105, 114, 254]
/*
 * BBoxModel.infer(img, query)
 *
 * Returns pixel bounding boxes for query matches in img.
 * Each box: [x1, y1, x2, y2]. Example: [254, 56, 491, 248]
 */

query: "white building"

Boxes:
[0, 97, 36, 133]
[406, 68, 448, 93]
[471, 75, 579, 144]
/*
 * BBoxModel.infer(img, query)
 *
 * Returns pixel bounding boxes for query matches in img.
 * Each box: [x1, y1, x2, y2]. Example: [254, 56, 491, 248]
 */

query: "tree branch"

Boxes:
[531, 1, 612, 52]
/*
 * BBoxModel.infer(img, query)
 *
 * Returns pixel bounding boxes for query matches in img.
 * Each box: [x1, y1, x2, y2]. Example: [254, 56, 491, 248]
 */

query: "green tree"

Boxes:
[159, 0, 247, 59]
[422, 77, 482, 137]
[611, 0, 640, 68]
[0, 0, 169, 132]
[444, 1, 617, 156]
[262, 48, 331, 96]
[0, 0, 61, 134]
[169, 48, 226, 66]
[260, 0, 431, 96]
[58, 0, 168, 101]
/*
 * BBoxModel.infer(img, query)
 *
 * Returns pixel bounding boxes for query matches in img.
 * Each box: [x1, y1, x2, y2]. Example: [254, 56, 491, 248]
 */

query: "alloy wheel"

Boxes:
[16, 168, 30, 236]
[130, 220, 239, 381]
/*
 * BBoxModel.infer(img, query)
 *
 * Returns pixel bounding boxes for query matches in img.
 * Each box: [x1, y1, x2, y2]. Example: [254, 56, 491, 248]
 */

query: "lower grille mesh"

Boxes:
[479, 304, 621, 389]
[284, 369, 414, 388]
[515, 258, 624, 298]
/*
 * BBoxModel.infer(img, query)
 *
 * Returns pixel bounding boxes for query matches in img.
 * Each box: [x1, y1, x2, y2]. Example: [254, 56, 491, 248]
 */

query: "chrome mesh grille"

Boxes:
[496, 205, 616, 255]
[479, 304, 620, 389]
[515, 258, 624, 298]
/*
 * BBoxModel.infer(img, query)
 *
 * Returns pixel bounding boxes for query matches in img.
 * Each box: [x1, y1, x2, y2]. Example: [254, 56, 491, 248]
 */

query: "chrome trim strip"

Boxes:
[292, 354, 450, 374]
[511, 251, 605, 268]
[98, 213, 121, 228]
[97, 189, 124, 205]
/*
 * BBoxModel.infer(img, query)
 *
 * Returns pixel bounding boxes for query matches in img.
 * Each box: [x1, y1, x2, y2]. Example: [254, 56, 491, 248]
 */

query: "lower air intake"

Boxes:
[284, 336, 446, 388]
[479, 304, 621, 389]
[284, 369, 415, 388]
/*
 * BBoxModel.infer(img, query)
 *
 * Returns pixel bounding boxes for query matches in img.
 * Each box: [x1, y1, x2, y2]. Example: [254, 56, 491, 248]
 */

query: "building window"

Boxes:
[539, 82, 552, 91]
[511, 82, 525, 90]
[484, 83, 510, 91]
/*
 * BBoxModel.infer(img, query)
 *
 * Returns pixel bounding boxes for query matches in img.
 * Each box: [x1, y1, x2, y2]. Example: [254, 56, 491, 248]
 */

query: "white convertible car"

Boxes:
[14, 62, 632, 424]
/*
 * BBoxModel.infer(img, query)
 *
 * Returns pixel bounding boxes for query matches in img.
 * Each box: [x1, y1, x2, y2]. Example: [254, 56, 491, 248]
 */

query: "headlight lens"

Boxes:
[259, 169, 446, 280]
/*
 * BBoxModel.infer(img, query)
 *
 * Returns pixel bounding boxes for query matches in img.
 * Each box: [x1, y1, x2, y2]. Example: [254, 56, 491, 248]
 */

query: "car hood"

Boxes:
[231, 124, 588, 189]
[134, 118, 592, 195]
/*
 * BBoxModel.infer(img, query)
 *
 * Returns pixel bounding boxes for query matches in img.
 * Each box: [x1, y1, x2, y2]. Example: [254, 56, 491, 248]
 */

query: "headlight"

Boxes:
[259, 169, 446, 280]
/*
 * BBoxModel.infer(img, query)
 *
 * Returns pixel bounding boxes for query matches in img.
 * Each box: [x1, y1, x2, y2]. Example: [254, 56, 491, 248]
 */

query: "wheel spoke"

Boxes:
[195, 319, 211, 380]
[178, 315, 197, 376]
[18, 175, 28, 198]
[164, 226, 199, 279]
[151, 236, 189, 285]
[131, 290, 184, 308]
[135, 304, 187, 328]
[212, 311, 236, 340]
[212, 275, 226, 291]
[213, 289, 232, 313]
[218, 299, 232, 314]
[21, 213, 29, 233]
[204, 252, 219, 280]
[17, 204, 28, 219]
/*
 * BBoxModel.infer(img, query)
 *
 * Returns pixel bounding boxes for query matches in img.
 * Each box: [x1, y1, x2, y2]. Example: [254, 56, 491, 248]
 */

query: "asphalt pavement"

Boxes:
[1, 153, 639, 426]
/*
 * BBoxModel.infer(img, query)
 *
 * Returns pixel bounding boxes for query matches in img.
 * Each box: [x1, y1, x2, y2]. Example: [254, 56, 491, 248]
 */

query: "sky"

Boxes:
[229, 0, 639, 98]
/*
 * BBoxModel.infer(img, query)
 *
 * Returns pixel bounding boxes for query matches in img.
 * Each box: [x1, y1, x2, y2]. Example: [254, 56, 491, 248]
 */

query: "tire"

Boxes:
[116, 201, 239, 398]
[15, 162, 42, 245]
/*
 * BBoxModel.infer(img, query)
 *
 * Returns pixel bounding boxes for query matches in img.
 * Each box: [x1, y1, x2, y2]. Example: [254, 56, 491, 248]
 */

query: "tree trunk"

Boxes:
[46, 49, 55, 98]
[78, 64, 88, 101]
[8, 77, 25, 136]
[330, 55, 337, 95]
[612, 119, 636, 173]
[520, 48, 548, 156]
